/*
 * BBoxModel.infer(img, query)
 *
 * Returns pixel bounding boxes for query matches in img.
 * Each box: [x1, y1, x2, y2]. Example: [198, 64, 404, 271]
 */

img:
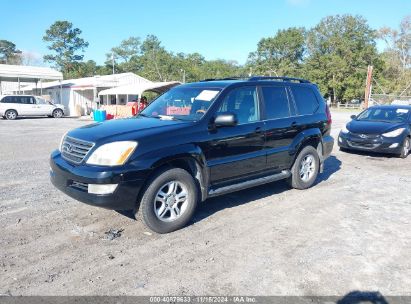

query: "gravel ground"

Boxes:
[0, 111, 410, 297]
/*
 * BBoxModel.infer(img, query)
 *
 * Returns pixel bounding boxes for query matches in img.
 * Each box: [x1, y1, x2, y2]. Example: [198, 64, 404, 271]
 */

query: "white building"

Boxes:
[18, 73, 153, 116]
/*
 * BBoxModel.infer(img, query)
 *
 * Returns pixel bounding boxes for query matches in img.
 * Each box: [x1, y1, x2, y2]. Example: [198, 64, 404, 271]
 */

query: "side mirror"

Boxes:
[350, 115, 357, 120]
[214, 113, 238, 127]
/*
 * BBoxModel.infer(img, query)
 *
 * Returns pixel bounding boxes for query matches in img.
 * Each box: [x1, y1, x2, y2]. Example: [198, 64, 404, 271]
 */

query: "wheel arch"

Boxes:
[136, 144, 209, 205]
[289, 128, 324, 169]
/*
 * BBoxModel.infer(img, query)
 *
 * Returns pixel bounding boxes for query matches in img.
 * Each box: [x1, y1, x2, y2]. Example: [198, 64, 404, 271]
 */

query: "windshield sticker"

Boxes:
[396, 109, 409, 114]
[195, 90, 219, 101]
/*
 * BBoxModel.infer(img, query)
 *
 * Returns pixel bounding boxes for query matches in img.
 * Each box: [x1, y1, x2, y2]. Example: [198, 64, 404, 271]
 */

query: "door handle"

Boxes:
[291, 121, 298, 127]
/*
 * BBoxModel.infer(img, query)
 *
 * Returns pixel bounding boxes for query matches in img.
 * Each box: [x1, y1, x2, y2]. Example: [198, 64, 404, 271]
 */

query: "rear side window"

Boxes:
[261, 86, 290, 119]
[1, 96, 14, 103]
[19, 96, 35, 104]
[291, 86, 319, 115]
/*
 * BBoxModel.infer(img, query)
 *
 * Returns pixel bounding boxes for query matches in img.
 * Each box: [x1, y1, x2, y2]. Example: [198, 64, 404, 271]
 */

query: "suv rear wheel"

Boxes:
[138, 168, 198, 233]
[288, 146, 320, 190]
[5, 110, 18, 120]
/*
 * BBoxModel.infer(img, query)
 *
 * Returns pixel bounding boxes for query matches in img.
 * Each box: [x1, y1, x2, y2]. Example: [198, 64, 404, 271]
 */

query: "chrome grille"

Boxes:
[61, 136, 94, 164]
[350, 133, 380, 140]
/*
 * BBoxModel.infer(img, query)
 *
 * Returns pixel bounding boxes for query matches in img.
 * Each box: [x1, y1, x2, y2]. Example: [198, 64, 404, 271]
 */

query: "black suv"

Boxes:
[50, 76, 334, 233]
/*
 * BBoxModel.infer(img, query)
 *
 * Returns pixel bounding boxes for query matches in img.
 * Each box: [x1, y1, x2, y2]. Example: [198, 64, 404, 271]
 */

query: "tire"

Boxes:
[52, 109, 64, 118]
[138, 168, 198, 234]
[399, 137, 410, 159]
[5, 110, 17, 120]
[287, 145, 320, 190]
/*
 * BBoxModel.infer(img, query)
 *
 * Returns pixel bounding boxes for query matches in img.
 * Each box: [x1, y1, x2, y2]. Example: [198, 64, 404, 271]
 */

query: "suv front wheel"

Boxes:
[138, 168, 198, 233]
[288, 146, 320, 190]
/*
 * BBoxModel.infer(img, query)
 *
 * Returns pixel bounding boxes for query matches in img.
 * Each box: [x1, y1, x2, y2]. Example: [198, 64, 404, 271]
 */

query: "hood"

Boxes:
[347, 119, 406, 134]
[67, 116, 194, 143]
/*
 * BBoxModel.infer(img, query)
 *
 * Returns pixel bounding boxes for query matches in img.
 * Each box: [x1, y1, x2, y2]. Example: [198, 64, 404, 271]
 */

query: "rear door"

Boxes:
[18, 96, 39, 115]
[206, 86, 266, 184]
[260, 85, 298, 170]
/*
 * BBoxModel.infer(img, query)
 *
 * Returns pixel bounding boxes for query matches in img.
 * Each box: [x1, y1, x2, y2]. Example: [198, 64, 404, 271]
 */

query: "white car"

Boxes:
[0, 95, 65, 120]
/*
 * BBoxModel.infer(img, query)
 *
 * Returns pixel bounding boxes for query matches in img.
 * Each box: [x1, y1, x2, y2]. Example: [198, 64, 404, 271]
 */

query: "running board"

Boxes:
[208, 170, 291, 198]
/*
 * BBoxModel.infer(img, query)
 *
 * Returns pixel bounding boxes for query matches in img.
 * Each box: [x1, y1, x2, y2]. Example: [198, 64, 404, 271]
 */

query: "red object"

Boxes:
[106, 114, 114, 120]
[325, 104, 332, 125]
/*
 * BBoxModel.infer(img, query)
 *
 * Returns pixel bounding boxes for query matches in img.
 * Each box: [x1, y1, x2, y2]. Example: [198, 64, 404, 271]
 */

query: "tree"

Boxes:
[43, 21, 89, 76]
[305, 15, 381, 102]
[378, 15, 411, 95]
[247, 27, 306, 77]
[105, 36, 141, 72]
[138, 35, 175, 81]
[379, 16, 411, 71]
[0, 40, 22, 64]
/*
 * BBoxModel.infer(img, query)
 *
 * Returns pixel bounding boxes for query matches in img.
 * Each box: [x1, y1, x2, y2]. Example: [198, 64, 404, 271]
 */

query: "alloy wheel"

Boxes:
[299, 154, 315, 182]
[154, 181, 188, 222]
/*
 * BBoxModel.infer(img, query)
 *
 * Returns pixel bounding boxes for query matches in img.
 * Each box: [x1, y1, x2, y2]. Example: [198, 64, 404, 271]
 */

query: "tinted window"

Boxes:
[261, 86, 290, 119]
[291, 86, 319, 115]
[1, 96, 11, 103]
[356, 107, 410, 123]
[217, 86, 260, 124]
[19, 96, 35, 104]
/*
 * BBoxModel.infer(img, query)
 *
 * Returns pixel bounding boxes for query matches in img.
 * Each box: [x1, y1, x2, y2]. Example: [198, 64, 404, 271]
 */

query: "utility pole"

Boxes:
[180, 69, 186, 83]
[112, 52, 115, 75]
[364, 65, 373, 109]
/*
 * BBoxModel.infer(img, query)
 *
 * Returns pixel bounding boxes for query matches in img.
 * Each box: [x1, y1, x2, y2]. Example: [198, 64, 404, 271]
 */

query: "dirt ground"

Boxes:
[0, 111, 410, 296]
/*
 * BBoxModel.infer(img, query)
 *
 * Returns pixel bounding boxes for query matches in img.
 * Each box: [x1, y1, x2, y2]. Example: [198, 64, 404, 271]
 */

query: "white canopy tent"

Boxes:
[98, 81, 180, 105]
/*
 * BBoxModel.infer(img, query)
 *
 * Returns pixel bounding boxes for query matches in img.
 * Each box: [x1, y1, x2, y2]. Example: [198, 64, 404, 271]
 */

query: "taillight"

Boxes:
[325, 104, 332, 125]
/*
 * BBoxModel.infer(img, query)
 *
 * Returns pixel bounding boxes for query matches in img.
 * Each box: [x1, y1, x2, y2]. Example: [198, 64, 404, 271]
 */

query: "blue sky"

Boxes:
[1, 0, 410, 65]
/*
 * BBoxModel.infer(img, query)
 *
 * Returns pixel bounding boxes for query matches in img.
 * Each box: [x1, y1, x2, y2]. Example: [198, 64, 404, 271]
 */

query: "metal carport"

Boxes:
[0, 64, 63, 95]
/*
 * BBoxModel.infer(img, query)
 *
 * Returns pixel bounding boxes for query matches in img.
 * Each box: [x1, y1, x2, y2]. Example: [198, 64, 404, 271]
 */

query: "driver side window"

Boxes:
[217, 86, 260, 124]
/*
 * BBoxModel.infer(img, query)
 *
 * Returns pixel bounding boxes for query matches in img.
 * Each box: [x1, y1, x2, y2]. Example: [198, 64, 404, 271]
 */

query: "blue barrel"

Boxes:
[94, 110, 106, 122]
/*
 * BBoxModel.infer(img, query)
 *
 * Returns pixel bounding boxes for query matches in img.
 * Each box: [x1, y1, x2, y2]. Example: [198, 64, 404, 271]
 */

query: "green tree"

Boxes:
[247, 27, 306, 77]
[378, 15, 411, 95]
[43, 21, 89, 76]
[0, 40, 22, 64]
[138, 35, 176, 81]
[106, 36, 141, 73]
[305, 15, 381, 102]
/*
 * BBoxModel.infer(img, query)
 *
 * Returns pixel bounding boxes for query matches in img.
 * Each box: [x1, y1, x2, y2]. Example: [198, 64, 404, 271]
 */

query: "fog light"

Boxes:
[389, 143, 399, 148]
[88, 184, 118, 195]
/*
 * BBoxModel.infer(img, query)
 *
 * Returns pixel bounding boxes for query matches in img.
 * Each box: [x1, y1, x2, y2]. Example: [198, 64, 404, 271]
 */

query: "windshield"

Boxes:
[356, 108, 410, 123]
[139, 87, 221, 121]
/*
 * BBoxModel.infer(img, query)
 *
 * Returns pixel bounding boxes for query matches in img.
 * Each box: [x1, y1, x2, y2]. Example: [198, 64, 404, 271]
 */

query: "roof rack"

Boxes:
[200, 76, 248, 82]
[248, 76, 311, 83]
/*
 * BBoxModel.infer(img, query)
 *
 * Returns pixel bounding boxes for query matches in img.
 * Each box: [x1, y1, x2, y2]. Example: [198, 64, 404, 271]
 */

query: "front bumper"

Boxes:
[50, 150, 148, 210]
[338, 132, 404, 154]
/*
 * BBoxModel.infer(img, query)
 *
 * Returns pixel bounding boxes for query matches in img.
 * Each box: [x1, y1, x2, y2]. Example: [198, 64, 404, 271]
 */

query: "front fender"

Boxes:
[130, 144, 209, 201]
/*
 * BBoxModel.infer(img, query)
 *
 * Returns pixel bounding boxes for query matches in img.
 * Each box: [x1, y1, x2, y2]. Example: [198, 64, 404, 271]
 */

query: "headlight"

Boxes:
[59, 132, 68, 151]
[382, 128, 405, 138]
[86, 141, 137, 166]
[341, 125, 349, 134]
